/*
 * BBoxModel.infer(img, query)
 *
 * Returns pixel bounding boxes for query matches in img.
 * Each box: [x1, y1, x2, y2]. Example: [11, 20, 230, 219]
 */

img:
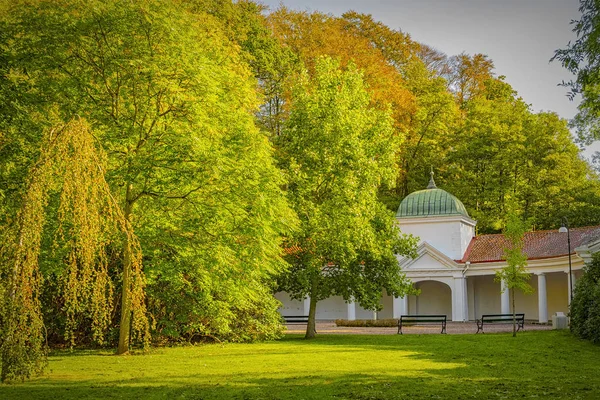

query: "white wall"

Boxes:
[409, 253, 447, 270]
[276, 291, 394, 320]
[546, 272, 569, 317]
[472, 275, 500, 316]
[408, 293, 417, 315]
[399, 218, 474, 260]
[316, 296, 346, 320]
[355, 292, 392, 319]
[413, 281, 453, 319]
[379, 292, 394, 319]
[356, 304, 375, 320]
[467, 277, 476, 320]
[471, 274, 540, 319]
[514, 275, 538, 319]
[275, 292, 304, 315]
[460, 222, 476, 258]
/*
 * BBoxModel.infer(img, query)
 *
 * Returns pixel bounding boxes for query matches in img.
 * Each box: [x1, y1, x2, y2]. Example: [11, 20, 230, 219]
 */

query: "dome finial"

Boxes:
[427, 167, 437, 189]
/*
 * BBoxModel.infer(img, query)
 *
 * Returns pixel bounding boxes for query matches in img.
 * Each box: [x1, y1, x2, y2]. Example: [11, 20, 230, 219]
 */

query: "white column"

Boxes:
[393, 296, 409, 318]
[567, 271, 577, 304]
[393, 297, 401, 319]
[501, 279, 510, 314]
[537, 273, 548, 323]
[452, 277, 468, 322]
[347, 300, 356, 321]
[303, 297, 310, 315]
[467, 278, 475, 321]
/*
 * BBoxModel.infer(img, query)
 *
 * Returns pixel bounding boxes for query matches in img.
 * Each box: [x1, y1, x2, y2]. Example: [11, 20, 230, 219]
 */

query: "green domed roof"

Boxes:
[396, 174, 470, 218]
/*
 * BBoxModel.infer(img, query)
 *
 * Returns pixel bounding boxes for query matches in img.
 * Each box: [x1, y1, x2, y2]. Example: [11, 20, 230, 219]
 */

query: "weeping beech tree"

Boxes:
[1, 119, 149, 381]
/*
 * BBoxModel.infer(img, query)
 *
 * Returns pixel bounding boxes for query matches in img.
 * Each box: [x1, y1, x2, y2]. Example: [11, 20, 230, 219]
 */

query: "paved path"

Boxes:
[285, 321, 554, 335]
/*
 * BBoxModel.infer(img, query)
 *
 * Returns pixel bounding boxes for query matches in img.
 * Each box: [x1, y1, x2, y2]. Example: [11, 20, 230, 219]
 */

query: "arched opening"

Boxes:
[412, 280, 453, 320]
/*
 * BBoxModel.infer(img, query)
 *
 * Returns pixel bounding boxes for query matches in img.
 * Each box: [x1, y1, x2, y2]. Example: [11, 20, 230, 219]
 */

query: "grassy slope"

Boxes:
[1, 331, 599, 399]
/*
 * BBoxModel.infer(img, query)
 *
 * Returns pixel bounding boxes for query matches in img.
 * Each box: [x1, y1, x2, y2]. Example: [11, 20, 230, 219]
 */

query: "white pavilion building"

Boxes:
[276, 174, 600, 323]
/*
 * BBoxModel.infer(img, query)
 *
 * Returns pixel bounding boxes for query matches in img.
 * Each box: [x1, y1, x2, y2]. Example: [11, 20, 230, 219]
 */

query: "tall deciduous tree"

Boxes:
[341, 12, 459, 200]
[446, 77, 530, 231]
[441, 73, 600, 233]
[0, 0, 295, 355]
[190, 0, 301, 137]
[267, 8, 416, 133]
[448, 53, 495, 107]
[276, 57, 417, 339]
[553, 0, 600, 144]
[1, 119, 147, 381]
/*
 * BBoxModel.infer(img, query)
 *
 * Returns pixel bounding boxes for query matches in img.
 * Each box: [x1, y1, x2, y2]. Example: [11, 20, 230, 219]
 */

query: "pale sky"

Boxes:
[260, 0, 590, 154]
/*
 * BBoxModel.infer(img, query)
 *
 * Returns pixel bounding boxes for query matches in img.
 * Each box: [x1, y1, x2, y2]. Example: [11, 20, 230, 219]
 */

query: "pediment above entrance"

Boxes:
[398, 242, 461, 271]
[575, 238, 600, 264]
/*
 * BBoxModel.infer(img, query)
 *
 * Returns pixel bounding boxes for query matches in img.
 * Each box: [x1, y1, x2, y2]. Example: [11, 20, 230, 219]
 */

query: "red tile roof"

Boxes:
[461, 225, 600, 263]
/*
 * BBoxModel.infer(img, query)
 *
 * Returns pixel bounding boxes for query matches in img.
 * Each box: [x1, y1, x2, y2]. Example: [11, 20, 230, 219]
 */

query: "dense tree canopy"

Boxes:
[553, 0, 600, 144]
[275, 58, 416, 338]
[262, 6, 600, 233]
[0, 0, 296, 379]
[1, 0, 600, 381]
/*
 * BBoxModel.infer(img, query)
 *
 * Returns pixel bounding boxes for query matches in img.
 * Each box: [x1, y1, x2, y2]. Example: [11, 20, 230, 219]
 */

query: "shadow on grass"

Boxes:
[1, 331, 598, 400]
[0, 371, 582, 400]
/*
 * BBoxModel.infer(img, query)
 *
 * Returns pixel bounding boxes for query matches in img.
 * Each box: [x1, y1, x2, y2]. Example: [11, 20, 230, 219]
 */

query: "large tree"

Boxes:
[341, 12, 459, 200]
[441, 74, 600, 233]
[276, 57, 417, 339]
[553, 0, 600, 144]
[267, 8, 415, 135]
[0, 0, 295, 362]
[1, 119, 146, 381]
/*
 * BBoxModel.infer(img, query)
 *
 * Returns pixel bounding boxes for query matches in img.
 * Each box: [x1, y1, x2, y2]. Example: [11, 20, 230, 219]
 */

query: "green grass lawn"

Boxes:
[1, 331, 599, 399]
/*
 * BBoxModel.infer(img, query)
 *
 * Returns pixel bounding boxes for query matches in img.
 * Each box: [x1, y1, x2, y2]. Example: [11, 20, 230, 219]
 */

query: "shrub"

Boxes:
[335, 319, 398, 327]
[570, 253, 600, 343]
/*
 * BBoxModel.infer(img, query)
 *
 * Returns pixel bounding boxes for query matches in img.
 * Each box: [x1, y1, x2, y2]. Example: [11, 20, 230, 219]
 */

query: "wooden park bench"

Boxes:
[476, 314, 525, 333]
[398, 315, 447, 334]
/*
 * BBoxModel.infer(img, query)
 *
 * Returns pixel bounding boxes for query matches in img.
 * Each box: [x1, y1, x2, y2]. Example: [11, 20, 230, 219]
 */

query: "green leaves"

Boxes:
[495, 213, 533, 295]
[570, 252, 600, 343]
[494, 212, 533, 337]
[1, 119, 147, 381]
[553, 0, 600, 143]
[277, 57, 415, 335]
[0, 0, 297, 361]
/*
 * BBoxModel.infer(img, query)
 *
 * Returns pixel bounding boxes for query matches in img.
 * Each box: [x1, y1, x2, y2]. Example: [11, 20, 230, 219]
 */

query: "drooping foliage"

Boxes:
[2, 0, 600, 382]
[1, 119, 148, 381]
[275, 57, 417, 338]
[0, 0, 296, 367]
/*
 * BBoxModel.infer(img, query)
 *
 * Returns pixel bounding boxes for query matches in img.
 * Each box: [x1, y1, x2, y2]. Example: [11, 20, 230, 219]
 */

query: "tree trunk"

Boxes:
[305, 276, 318, 339]
[512, 288, 516, 338]
[117, 183, 134, 354]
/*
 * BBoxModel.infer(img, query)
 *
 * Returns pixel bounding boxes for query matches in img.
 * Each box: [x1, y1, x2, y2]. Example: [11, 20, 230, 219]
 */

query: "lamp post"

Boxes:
[559, 217, 573, 303]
